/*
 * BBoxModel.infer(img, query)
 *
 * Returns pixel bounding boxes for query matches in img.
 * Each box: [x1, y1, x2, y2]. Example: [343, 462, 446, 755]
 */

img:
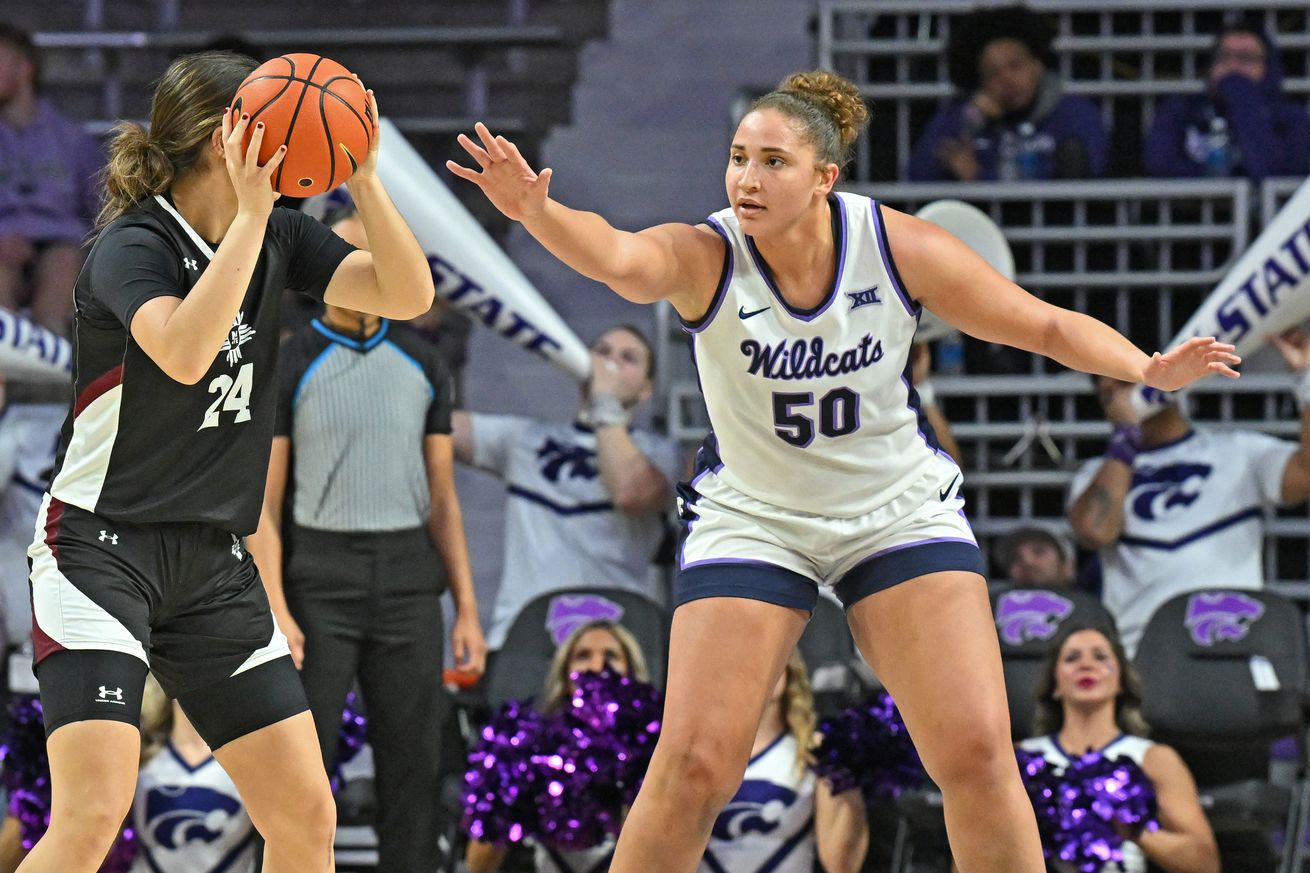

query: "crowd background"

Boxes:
[3, 2, 1310, 872]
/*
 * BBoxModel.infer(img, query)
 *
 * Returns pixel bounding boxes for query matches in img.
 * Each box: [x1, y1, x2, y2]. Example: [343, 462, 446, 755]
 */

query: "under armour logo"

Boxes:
[96, 686, 126, 705]
[98, 530, 118, 545]
[846, 286, 881, 310]
[231, 535, 244, 560]
[183, 257, 198, 271]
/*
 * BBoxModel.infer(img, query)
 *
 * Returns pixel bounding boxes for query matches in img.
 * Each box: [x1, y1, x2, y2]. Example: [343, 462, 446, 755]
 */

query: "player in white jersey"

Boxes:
[1022, 625, 1217, 873]
[1069, 334, 1310, 654]
[448, 69, 1239, 873]
[699, 651, 866, 873]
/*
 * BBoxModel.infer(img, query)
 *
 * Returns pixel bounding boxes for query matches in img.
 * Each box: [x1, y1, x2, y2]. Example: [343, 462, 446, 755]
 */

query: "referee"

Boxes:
[247, 205, 486, 872]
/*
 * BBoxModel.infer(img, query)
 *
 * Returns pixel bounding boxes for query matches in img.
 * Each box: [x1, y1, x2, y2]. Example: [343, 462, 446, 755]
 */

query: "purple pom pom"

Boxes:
[331, 692, 369, 793]
[0, 695, 137, 868]
[461, 670, 663, 851]
[1017, 748, 1160, 872]
[812, 692, 924, 799]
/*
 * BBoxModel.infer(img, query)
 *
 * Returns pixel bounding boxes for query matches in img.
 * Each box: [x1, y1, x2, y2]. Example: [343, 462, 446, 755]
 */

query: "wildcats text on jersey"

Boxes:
[741, 334, 884, 381]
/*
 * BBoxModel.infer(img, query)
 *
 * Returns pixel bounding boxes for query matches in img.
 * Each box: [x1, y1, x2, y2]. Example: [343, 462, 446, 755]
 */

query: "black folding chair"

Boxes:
[1136, 588, 1309, 873]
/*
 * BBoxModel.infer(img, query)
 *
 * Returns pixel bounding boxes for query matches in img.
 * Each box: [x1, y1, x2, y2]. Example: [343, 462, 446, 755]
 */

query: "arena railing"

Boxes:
[36, 25, 563, 126]
[654, 177, 1310, 587]
[816, 0, 1310, 180]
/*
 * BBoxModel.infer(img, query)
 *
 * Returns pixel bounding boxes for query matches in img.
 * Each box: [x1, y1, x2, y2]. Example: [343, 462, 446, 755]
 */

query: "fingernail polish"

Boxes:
[256, 122, 264, 129]
[241, 113, 249, 121]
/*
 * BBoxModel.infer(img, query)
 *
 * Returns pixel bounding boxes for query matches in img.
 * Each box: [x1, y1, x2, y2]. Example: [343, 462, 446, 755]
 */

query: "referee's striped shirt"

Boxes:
[275, 318, 454, 532]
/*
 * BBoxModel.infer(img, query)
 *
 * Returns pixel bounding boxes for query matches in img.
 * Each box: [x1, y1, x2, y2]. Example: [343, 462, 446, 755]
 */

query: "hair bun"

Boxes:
[780, 70, 870, 150]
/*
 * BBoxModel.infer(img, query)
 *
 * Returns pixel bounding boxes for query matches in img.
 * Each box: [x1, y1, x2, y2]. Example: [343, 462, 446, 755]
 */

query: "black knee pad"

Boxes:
[36, 650, 149, 737]
[175, 656, 309, 750]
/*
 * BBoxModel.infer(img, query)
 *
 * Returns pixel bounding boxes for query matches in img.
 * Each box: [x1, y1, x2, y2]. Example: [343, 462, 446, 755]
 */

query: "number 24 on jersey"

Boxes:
[198, 363, 253, 430]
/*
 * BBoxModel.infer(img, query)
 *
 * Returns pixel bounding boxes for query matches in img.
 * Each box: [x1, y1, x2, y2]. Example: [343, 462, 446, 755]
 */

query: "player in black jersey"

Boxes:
[22, 52, 433, 873]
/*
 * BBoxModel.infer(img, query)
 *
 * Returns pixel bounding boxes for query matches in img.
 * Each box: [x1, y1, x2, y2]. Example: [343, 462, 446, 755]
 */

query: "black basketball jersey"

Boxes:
[47, 195, 355, 534]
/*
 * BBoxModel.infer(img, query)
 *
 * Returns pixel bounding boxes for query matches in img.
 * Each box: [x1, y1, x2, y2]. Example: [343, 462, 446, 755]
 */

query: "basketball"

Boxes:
[231, 53, 373, 197]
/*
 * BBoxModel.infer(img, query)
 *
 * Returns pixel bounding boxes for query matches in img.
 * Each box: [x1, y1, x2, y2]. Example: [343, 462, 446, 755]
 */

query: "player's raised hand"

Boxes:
[1142, 336, 1240, 391]
[222, 106, 286, 217]
[446, 122, 552, 222]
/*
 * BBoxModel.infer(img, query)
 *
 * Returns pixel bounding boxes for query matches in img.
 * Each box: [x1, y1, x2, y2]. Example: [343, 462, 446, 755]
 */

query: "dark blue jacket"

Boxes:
[908, 75, 1108, 181]
[1143, 36, 1310, 180]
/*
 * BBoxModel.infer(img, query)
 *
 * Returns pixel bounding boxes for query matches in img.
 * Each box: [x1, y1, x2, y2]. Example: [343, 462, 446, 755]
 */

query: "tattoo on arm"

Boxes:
[1085, 485, 1117, 529]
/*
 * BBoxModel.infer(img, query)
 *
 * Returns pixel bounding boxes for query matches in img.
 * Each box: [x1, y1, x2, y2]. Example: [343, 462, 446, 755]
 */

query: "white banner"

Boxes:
[1171, 175, 1310, 356]
[0, 309, 72, 383]
[374, 118, 590, 380]
[1133, 175, 1310, 415]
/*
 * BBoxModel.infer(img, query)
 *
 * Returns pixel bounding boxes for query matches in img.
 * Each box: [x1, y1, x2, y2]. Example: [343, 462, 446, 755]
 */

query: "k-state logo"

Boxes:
[846, 286, 881, 310]
[711, 781, 798, 840]
[536, 438, 598, 482]
[1129, 463, 1212, 521]
[545, 594, 625, 645]
[1185, 591, 1265, 646]
[144, 785, 243, 849]
[994, 590, 1074, 646]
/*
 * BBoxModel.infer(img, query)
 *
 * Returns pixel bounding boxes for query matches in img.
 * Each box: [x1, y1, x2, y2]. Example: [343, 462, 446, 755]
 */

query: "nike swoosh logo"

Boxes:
[738, 305, 770, 319]
[939, 473, 960, 501]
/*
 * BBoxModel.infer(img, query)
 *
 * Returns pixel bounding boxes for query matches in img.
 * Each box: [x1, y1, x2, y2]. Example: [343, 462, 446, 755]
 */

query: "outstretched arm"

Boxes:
[882, 208, 1240, 390]
[447, 123, 723, 316]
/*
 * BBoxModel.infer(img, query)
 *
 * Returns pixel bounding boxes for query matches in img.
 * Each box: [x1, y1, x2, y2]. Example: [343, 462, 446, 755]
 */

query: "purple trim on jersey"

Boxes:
[899, 348, 956, 464]
[743, 194, 848, 323]
[748, 731, 789, 765]
[165, 741, 217, 774]
[675, 561, 819, 613]
[678, 216, 735, 334]
[1117, 506, 1262, 551]
[833, 539, 983, 609]
[870, 200, 918, 316]
[1136, 429, 1198, 454]
[681, 556, 797, 571]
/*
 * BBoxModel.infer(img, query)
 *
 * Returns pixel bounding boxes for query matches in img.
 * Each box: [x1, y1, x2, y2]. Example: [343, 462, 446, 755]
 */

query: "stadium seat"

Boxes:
[990, 585, 1118, 740]
[483, 587, 670, 708]
[1135, 588, 1309, 873]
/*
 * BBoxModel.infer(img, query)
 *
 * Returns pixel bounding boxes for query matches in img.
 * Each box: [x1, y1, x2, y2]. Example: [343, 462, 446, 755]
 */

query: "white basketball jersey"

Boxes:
[700, 733, 816, 873]
[130, 745, 256, 873]
[1068, 427, 1294, 653]
[685, 192, 957, 518]
[1018, 734, 1154, 873]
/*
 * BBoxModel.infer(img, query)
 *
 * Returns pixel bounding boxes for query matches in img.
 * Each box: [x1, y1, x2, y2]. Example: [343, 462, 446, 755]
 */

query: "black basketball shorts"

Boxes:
[27, 496, 307, 747]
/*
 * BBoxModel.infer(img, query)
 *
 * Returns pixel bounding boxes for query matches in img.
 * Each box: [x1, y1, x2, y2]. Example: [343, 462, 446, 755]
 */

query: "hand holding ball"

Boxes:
[231, 53, 374, 197]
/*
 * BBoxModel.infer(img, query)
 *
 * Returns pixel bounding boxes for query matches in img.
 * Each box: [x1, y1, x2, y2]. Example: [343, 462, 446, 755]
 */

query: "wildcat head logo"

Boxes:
[545, 594, 625, 645]
[1185, 591, 1266, 647]
[1129, 463, 1212, 521]
[995, 591, 1074, 647]
[144, 785, 243, 850]
[536, 438, 598, 482]
[712, 781, 798, 841]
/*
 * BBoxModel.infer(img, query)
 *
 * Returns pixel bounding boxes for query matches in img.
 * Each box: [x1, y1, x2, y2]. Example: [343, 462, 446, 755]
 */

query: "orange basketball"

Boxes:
[231, 53, 373, 197]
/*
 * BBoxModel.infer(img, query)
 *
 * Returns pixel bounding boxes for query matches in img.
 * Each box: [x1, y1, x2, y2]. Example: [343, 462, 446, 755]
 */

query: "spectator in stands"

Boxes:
[129, 679, 258, 873]
[0, 24, 101, 334]
[993, 525, 1076, 589]
[0, 383, 62, 664]
[1022, 624, 1219, 873]
[1143, 20, 1310, 181]
[452, 325, 681, 650]
[699, 649, 868, 873]
[1067, 329, 1310, 653]
[247, 206, 486, 872]
[465, 619, 651, 873]
[907, 5, 1108, 182]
